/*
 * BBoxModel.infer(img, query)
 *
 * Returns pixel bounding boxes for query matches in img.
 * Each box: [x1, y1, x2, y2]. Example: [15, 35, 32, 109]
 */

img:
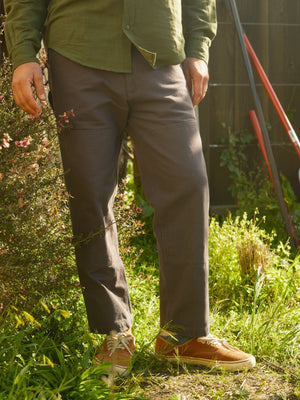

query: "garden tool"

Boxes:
[244, 34, 300, 186]
[228, 0, 298, 250]
[249, 109, 299, 247]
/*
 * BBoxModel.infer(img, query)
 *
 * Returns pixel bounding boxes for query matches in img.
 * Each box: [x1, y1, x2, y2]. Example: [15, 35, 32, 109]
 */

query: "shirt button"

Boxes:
[125, 24, 130, 30]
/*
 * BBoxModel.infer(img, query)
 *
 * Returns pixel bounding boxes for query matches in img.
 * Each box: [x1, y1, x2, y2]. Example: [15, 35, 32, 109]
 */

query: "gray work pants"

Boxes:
[48, 47, 209, 337]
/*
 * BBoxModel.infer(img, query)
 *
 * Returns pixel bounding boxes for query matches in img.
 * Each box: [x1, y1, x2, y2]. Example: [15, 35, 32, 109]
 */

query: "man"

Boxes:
[4, 0, 255, 377]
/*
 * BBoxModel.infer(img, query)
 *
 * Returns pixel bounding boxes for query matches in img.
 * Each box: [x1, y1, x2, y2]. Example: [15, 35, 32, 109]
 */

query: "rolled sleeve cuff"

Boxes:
[10, 43, 40, 71]
[184, 37, 211, 65]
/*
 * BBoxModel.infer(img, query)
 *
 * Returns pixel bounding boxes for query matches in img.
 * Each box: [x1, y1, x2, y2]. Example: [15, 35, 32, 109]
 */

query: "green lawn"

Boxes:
[1, 213, 299, 399]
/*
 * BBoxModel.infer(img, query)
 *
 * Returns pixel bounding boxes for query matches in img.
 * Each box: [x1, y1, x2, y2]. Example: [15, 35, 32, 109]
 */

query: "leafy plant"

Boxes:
[208, 212, 292, 310]
[218, 123, 300, 245]
[209, 213, 299, 369]
[0, 57, 75, 310]
[0, 298, 144, 399]
[0, 58, 144, 310]
[218, 123, 254, 197]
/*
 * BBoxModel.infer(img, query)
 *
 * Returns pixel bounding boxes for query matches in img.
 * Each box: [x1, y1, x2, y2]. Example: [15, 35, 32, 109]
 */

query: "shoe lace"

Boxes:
[197, 334, 227, 347]
[106, 331, 134, 357]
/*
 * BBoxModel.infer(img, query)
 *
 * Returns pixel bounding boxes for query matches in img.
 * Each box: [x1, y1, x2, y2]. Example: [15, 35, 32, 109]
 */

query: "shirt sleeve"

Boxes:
[3, 0, 49, 70]
[182, 0, 217, 64]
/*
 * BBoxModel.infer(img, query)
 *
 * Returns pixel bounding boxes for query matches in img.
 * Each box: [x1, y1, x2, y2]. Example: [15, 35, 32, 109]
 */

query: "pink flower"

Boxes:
[15, 137, 31, 148]
[2, 139, 10, 148]
[59, 112, 69, 122]
[136, 207, 143, 213]
[2, 133, 12, 149]
[58, 109, 75, 127]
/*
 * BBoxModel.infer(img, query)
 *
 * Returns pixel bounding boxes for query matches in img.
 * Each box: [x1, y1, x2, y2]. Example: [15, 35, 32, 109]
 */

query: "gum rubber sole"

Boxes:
[156, 354, 256, 371]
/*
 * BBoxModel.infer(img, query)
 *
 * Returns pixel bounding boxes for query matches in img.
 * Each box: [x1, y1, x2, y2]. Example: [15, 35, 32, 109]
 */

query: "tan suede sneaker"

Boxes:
[95, 330, 135, 377]
[155, 333, 256, 371]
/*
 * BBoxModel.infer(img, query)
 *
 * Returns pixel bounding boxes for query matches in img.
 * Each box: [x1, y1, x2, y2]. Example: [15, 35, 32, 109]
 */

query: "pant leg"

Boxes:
[126, 48, 209, 337]
[47, 49, 133, 334]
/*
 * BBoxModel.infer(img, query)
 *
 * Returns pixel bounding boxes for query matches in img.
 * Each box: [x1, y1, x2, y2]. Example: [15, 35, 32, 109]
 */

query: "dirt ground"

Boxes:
[140, 362, 299, 400]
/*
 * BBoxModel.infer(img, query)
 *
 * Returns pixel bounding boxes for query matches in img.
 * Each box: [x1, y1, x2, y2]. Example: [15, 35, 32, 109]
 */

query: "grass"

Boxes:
[0, 212, 299, 399]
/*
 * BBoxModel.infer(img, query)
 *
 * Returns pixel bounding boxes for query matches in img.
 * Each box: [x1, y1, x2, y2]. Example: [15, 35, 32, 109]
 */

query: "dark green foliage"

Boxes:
[218, 123, 300, 245]
[0, 58, 75, 309]
[218, 124, 254, 197]
[0, 298, 144, 399]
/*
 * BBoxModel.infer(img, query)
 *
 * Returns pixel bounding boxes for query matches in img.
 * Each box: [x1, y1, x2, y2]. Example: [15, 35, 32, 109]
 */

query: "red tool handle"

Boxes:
[249, 110, 274, 185]
[244, 34, 300, 160]
[249, 109, 299, 247]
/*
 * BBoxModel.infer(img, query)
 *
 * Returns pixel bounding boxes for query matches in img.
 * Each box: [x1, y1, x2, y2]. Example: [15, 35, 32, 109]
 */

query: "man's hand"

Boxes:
[12, 62, 47, 118]
[182, 57, 209, 107]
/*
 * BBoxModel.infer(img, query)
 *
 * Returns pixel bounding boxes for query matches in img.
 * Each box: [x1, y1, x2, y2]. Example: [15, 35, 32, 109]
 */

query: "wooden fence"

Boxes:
[199, 0, 300, 213]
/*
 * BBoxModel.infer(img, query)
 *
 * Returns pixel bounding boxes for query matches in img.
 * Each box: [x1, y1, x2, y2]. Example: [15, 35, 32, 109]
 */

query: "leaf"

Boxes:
[15, 315, 24, 328]
[60, 309, 70, 319]
[22, 311, 41, 327]
[42, 355, 54, 368]
[40, 301, 51, 314]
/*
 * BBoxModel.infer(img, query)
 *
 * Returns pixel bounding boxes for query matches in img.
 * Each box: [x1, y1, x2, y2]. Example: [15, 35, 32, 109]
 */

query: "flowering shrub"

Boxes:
[0, 58, 144, 310]
[0, 58, 75, 309]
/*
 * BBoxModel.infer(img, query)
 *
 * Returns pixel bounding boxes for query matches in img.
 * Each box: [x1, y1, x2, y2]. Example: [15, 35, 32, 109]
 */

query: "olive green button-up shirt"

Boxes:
[4, 0, 217, 72]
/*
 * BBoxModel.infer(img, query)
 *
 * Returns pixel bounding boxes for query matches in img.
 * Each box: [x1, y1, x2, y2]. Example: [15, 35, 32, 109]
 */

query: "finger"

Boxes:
[192, 75, 202, 107]
[192, 75, 209, 107]
[201, 75, 209, 98]
[12, 81, 41, 117]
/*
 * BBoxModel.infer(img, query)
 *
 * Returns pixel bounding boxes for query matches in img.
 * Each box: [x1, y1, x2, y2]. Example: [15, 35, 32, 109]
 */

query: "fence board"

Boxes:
[200, 0, 300, 211]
